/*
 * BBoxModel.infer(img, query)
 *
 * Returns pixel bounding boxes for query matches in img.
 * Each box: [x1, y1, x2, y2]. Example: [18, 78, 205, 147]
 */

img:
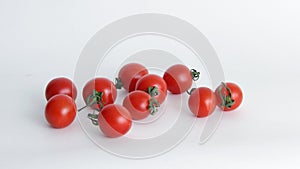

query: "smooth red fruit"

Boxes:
[98, 104, 132, 138]
[135, 74, 167, 104]
[215, 82, 243, 111]
[123, 91, 152, 120]
[45, 77, 77, 100]
[188, 87, 216, 118]
[45, 94, 77, 128]
[117, 63, 148, 92]
[163, 64, 193, 94]
[82, 78, 117, 110]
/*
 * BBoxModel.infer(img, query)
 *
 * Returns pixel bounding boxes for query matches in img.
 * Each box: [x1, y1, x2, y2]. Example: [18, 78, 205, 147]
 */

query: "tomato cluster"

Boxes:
[43, 63, 243, 138]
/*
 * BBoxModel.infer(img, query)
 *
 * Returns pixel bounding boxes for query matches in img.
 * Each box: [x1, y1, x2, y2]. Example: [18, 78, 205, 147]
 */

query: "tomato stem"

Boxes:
[77, 105, 88, 112]
[77, 90, 104, 112]
[186, 88, 196, 95]
[217, 82, 235, 109]
[146, 86, 160, 115]
[115, 78, 123, 89]
[147, 86, 159, 97]
[190, 69, 200, 81]
[87, 112, 99, 125]
[148, 97, 160, 115]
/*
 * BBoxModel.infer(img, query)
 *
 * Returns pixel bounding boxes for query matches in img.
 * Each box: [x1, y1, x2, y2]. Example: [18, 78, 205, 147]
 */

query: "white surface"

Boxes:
[1, 0, 300, 168]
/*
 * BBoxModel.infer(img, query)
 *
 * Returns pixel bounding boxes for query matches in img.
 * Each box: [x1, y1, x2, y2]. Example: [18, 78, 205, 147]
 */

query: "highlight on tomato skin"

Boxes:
[115, 63, 149, 92]
[188, 87, 216, 118]
[44, 94, 77, 129]
[45, 77, 77, 101]
[215, 82, 243, 111]
[98, 104, 132, 138]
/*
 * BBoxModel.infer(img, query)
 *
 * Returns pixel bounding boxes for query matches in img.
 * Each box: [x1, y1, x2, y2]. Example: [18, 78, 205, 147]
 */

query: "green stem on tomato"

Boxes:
[190, 69, 200, 81]
[87, 113, 99, 126]
[115, 78, 123, 89]
[146, 86, 160, 115]
[148, 97, 160, 115]
[147, 86, 159, 97]
[186, 88, 196, 95]
[217, 82, 235, 109]
[77, 89, 104, 112]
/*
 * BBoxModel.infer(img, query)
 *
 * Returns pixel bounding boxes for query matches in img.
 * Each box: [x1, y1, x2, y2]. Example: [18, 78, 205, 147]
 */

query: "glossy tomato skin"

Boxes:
[45, 94, 77, 128]
[82, 78, 117, 110]
[123, 91, 151, 120]
[215, 82, 243, 111]
[135, 74, 167, 104]
[118, 63, 148, 92]
[188, 87, 216, 118]
[45, 77, 77, 100]
[163, 64, 192, 94]
[98, 104, 132, 138]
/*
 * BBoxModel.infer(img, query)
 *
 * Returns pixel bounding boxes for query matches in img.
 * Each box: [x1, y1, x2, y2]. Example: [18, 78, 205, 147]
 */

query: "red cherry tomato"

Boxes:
[188, 87, 216, 118]
[82, 78, 117, 110]
[123, 91, 159, 120]
[116, 63, 148, 92]
[135, 74, 167, 104]
[163, 64, 200, 94]
[45, 94, 77, 128]
[98, 104, 132, 138]
[45, 77, 77, 100]
[215, 82, 243, 111]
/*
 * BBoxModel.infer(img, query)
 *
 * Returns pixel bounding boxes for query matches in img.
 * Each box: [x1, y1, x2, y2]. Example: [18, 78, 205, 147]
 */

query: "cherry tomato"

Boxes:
[135, 74, 167, 104]
[163, 64, 200, 94]
[115, 63, 148, 92]
[215, 82, 243, 111]
[98, 104, 132, 138]
[123, 91, 159, 120]
[188, 87, 216, 118]
[82, 78, 117, 110]
[45, 94, 77, 128]
[45, 77, 77, 100]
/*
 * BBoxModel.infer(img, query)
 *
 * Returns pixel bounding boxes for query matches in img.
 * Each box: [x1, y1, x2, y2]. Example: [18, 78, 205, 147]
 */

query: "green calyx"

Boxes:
[148, 97, 160, 115]
[190, 69, 200, 81]
[77, 89, 103, 112]
[86, 89, 104, 110]
[87, 113, 99, 126]
[186, 88, 196, 95]
[77, 90, 103, 126]
[115, 78, 123, 89]
[217, 82, 235, 109]
[147, 86, 160, 115]
[147, 86, 160, 97]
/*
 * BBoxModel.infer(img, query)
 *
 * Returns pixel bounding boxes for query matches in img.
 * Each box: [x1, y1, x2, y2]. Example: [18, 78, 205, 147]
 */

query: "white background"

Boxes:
[1, 0, 300, 168]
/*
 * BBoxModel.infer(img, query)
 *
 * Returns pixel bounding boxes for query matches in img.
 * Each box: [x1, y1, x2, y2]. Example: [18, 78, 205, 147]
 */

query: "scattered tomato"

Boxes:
[115, 63, 148, 92]
[45, 94, 77, 128]
[163, 64, 200, 94]
[188, 87, 216, 118]
[123, 90, 159, 120]
[215, 82, 243, 111]
[45, 77, 77, 100]
[98, 104, 132, 138]
[135, 74, 167, 104]
[82, 78, 117, 110]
